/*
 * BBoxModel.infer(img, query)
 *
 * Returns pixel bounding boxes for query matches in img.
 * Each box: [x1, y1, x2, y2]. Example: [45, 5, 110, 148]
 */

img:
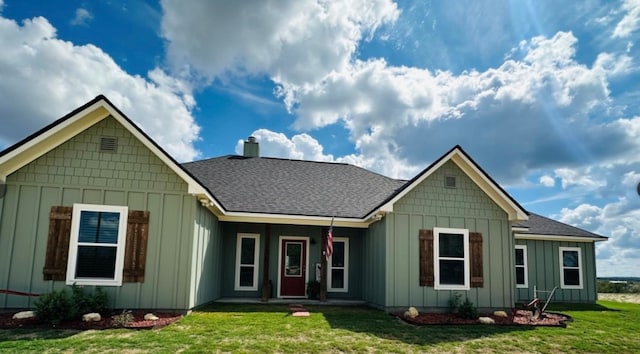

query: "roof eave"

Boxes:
[515, 233, 608, 242]
[217, 212, 373, 228]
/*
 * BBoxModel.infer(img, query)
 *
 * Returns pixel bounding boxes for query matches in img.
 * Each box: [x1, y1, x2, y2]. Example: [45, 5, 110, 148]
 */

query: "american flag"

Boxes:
[326, 217, 334, 260]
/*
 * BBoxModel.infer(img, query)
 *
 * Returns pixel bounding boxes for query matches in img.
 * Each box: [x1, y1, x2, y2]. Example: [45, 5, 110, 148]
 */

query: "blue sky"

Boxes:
[0, 0, 639, 276]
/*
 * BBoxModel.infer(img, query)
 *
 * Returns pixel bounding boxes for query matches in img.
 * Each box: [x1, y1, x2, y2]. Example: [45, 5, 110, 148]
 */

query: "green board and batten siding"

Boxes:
[515, 239, 598, 303]
[0, 117, 221, 310]
[362, 218, 387, 307]
[382, 160, 514, 311]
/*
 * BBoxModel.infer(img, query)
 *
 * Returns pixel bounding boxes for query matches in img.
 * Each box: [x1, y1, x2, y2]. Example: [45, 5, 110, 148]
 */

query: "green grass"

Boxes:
[1, 301, 639, 353]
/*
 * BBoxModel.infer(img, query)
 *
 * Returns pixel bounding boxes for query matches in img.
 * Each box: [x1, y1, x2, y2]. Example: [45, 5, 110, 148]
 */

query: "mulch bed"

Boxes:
[0, 310, 182, 330]
[397, 309, 572, 327]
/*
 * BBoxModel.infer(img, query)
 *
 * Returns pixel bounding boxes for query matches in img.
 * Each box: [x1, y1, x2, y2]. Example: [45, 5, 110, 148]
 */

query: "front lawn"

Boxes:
[1, 301, 639, 353]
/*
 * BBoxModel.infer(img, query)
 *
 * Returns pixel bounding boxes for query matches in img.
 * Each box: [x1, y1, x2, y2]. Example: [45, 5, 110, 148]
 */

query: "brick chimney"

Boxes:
[243, 136, 259, 157]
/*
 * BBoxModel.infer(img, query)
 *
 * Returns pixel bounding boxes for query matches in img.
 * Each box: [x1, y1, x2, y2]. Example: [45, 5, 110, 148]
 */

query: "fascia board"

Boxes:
[217, 212, 370, 228]
[450, 153, 528, 221]
[515, 233, 608, 242]
[0, 102, 109, 178]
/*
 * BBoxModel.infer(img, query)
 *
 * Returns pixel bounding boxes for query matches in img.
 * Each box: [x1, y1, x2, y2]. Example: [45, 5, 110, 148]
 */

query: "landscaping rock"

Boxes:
[405, 307, 419, 318]
[82, 313, 102, 322]
[478, 316, 495, 324]
[493, 310, 508, 318]
[12, 310, 36, 320]
[144, 313, 159, 321]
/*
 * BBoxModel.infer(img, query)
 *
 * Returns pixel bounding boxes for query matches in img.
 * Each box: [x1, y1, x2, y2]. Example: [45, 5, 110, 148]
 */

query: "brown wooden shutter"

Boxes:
[43, 206, 73, 281]
[470, 232, 484, 288]
[419, 229, 434, 287]
[123, 210, 150, 283]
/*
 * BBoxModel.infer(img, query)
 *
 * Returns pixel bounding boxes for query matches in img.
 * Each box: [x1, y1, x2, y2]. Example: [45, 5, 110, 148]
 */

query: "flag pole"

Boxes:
[320, 216, 334, 302]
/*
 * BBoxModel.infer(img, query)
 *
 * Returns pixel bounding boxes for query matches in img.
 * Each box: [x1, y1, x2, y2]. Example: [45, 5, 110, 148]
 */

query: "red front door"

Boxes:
[280, 238, 307, 297]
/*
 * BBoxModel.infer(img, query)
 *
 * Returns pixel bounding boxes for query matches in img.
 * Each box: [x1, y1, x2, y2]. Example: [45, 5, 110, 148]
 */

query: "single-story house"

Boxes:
[0, 95, 607, 312]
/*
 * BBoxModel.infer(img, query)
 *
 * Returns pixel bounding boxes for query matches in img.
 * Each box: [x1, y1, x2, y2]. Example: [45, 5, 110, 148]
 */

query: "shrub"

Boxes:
[35, 288, 73, 325]
[71, 285, 109, 316]
[111, 310, 134, 327]
[34, 285, 110, 325]
[306, 280, 320, 299]
[448, 292, 462, 313]
[458, 297, 479, 320]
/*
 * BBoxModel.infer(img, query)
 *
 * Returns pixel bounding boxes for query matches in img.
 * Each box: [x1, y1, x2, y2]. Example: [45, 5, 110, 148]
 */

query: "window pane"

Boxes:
[563, 251, 579, 267]
[285, 243, 302, 276]
[439, 233, 464, 258]
[332, 242, 345, 267]
[439, 260, 465, 285]
[75, 246, 117, 278]
[239, 266, 254, 287]
[564, 269, 580, 286]
[331, 269, 344, 289]
[516, 267, 525, 285]
[515, 248, 524, 265]
[240, 238, 256, 265]
[78, 211, 120, 244]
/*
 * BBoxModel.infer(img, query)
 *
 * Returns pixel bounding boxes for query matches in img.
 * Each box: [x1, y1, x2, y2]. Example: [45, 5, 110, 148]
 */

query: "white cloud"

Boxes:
[613, 0, 640, 38]
[539, 175, 555, 187]
[554, 167, 607, 189]
[70, 8, 93, 26]
[276, 32, 636, 180]
[234, 129, 335, 162]
[160, 0, 399, 86]
[0, 15, 200, 161]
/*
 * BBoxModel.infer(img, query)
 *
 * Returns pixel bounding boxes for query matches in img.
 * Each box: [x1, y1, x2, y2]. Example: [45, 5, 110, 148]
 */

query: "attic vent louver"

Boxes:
[445, 176, 456, 188]
[100, 136, 118, 152]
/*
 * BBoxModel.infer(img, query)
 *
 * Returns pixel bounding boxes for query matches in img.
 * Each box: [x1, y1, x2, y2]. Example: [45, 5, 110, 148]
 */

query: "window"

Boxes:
[66, 204, 128, 286]
[434, 227, 469, 290]
[560, 247, 583, 289]
[235, 233, 260, 291]
[328, 237, 349, 292]
[515, 245, 528, 288]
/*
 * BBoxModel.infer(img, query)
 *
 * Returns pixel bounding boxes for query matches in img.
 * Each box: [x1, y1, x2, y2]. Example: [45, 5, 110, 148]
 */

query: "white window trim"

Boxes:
[559, 246, 583, 289]
[66, 203, 128, 286]
[235, 233, 260, 291]
[515, 245, 528, 288]
[328, 237, 349, 292]
[434, 227, 470, 290]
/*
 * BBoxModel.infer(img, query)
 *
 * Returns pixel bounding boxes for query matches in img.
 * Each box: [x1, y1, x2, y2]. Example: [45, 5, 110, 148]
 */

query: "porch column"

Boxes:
[261, 223, 271, 302]
[320, 228, 327, 302]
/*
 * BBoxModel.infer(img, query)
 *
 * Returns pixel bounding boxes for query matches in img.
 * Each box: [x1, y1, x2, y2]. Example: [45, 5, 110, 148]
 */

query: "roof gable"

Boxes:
[376, 145, 528, 221]
[0, 95, 221, 212]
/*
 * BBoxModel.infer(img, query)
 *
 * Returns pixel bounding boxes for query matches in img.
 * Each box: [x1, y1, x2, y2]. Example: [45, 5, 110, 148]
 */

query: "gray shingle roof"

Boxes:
[514, 213, 607, 240]
[182, 156, 406, 218]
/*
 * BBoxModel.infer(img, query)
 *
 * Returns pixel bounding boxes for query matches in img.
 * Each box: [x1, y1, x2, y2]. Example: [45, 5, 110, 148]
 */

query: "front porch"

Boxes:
[215, 298, 367, 306]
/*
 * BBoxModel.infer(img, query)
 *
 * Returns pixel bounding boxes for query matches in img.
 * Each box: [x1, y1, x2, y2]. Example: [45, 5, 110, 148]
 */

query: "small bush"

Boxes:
[111, 310, 134, 327]
[458, 297, 479, 319]
[35, 288, 73, 325]
[306, 280, 320, 299]
[34, 285, 110, 325]
[71, 285, 109, 316]
[448, 292, 462, 313]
